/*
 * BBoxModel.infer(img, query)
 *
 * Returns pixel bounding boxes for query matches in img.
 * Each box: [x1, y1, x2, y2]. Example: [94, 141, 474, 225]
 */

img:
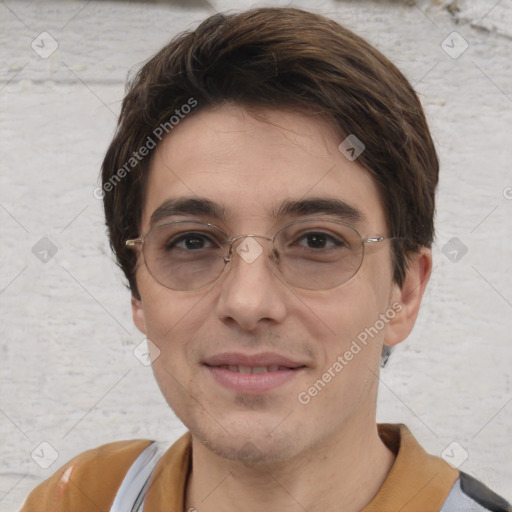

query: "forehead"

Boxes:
[141, 104, 386, 234]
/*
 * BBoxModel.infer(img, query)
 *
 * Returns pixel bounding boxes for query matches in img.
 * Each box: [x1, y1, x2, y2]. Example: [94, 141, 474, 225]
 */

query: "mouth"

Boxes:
[210, 364, 302, 374]
[202, 352, 307, 393]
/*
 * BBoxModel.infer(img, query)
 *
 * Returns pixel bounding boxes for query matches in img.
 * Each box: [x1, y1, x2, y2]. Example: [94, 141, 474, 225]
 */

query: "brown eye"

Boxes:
[295, 231, 346, 250]
[167, 233, 215, 251]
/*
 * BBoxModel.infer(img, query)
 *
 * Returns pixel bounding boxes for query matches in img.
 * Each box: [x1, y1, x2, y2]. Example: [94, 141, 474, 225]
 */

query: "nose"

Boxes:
[215, 234, 288, 332]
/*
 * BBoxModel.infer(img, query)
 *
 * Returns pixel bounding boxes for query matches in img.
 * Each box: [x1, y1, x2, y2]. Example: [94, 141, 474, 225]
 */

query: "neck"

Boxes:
[184, 420, 395, 512]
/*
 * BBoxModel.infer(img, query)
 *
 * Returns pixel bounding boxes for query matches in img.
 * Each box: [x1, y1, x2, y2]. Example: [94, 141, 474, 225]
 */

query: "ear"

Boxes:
[384, 247, 432, 347]
[131, 295, 147, 335]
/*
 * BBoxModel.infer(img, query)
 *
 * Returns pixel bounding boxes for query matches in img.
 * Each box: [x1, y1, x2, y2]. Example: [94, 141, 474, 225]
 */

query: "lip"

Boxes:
[204, 366, 305, 393]
[202, 352, 308, 394]
[203, 352, 306, 368]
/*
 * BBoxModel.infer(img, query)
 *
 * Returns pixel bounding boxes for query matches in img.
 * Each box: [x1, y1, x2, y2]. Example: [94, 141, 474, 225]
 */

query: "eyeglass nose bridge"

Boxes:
[223, 233, 275, 264]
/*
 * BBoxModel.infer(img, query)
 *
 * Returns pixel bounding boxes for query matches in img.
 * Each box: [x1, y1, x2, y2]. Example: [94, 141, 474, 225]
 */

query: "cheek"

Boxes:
[137, 271, 193, 358]
[143, 289, 204, 412]
[307, 270, 392, 369]
[299, 281, 388, 416]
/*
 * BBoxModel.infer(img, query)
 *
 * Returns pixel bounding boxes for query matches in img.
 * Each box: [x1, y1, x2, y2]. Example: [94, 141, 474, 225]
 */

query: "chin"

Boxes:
[204, 432, 300, 467]
[186, 413, 309, 468]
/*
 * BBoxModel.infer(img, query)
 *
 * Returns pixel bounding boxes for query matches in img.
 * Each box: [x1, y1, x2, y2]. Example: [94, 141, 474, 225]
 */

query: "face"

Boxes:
[132, 104, 414, 466]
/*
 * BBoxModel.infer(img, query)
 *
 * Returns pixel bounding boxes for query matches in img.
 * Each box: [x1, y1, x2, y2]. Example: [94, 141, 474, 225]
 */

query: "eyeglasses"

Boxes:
[125, 218, 392, 292]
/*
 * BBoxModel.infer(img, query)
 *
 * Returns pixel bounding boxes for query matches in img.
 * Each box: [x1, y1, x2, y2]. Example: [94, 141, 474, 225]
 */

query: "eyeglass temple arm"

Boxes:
[363, 236, 398, 244]
[126, 239, 143, 246]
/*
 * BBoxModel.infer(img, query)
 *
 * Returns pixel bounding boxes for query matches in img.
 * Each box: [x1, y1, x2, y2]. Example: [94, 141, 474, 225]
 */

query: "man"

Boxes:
[21, 7, 510, 512]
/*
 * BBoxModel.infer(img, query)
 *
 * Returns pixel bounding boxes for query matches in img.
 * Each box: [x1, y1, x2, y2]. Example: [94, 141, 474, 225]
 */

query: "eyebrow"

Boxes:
[149, 196, 365, 228]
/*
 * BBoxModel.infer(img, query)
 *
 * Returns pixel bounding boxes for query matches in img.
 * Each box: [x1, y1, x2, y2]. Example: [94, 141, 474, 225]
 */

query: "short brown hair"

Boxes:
[101, 7, 438, 300]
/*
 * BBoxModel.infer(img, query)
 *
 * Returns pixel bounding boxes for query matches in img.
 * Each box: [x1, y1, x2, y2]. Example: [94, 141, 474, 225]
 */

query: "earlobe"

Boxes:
[131, 295, 147, 334]
[384, 248, 432, 347]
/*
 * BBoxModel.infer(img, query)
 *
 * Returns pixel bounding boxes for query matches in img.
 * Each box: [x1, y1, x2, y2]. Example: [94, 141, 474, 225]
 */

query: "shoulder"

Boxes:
[20, 439, 153, 512]
[441, 472, 512, 512]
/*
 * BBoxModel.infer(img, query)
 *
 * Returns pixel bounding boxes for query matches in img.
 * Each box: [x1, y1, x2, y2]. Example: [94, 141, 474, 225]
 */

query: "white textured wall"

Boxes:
[1, 0, 511, 509]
